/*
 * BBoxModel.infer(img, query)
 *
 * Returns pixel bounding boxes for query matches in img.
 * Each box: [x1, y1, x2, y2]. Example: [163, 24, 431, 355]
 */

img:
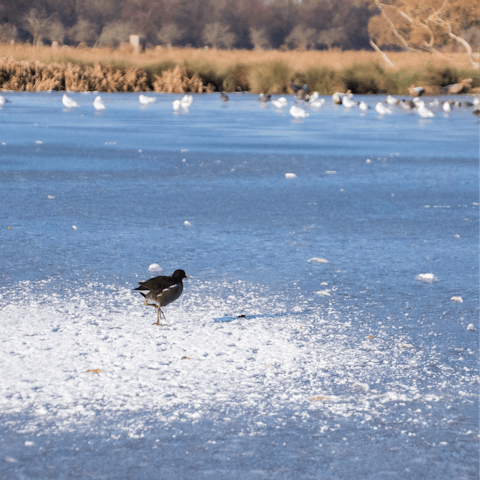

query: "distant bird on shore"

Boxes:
[139, 94, 155, 105]
[342, 95, 357, 108]
[310, 98, 325, 109]
[399, 100, 415, 110]
[221, 92, 229, 103]
[408, 85, 425, 97]
[290, 82, 309, 101]
[473, 107, 480, 119]
[385, 95, 399, 106]
[271, 97, 288, 109]
[259, 93, 271, 103]
[359, 101, 369, 112]
[442, 102, 451, 113]
[290, 105, 309, 120]
[332, 92, 343, 105]
[135, 269, 189, 325]
[0, 95, 11, 107]
[375, 102, 392, 116]
[93, 95, 106, 110]
[62, 94, 79, 108]
[180, 95, 193, 109]
[417, 101, 434, 118]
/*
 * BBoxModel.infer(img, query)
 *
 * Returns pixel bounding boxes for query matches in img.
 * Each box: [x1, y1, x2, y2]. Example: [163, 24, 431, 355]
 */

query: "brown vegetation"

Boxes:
[0, 44, 478, 94]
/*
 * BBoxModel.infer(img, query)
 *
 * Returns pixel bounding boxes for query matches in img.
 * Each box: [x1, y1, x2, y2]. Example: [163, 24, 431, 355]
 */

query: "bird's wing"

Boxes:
[289, 82, 300, 92]
[135, 276, 176, 291]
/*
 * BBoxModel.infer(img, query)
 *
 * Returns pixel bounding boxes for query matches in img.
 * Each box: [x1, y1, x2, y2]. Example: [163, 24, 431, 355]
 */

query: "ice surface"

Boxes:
[0, 92, 478, 479]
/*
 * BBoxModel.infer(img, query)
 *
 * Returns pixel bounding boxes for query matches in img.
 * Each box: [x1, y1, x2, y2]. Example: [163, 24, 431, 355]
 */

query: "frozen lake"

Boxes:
[0, 92, 478, 479]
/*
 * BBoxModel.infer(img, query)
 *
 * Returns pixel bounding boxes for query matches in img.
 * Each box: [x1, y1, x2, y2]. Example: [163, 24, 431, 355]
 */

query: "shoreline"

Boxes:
[0, 46, 478, 95]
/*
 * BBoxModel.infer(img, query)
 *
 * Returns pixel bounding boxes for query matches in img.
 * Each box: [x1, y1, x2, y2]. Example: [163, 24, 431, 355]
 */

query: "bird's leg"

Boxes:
[152, 305, 168, 326]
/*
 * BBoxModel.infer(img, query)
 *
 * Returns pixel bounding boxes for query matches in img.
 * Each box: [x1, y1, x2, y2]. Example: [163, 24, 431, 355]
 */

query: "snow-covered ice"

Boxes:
[0, 92, 478, 479]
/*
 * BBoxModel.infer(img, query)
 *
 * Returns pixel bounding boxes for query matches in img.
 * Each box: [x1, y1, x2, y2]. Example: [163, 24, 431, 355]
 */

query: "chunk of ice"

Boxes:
[148, 263, 162, 272]
[416, 273, 437, 282]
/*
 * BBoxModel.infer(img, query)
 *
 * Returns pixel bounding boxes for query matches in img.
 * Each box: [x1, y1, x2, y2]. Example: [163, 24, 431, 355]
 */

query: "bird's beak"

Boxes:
[185, 275, 189, 279]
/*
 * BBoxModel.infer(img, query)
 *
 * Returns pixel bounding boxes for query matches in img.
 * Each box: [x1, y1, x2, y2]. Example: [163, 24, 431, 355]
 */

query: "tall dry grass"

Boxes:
[0, 43, 478, 94]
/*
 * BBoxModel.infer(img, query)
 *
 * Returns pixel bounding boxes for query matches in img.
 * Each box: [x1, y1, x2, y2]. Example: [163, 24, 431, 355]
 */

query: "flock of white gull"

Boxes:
[0, 89, 478, 120]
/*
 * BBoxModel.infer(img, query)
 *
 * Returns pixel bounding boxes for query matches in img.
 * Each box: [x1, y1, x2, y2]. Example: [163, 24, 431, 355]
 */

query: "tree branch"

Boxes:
[374, 0, 412, 51]
[369, 38, 395, 67]
[432, 16, 480, 69]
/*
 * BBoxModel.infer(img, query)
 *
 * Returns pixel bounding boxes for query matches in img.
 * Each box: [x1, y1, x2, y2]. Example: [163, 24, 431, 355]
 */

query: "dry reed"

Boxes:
[0, 43, 478, 94]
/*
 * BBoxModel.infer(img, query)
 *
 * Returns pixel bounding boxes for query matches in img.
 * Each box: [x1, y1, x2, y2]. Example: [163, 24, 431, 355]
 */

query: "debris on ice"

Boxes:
[352, 382, 369, 391]
[72, 225, 77, 230]
[314, 290, 331, 296]
[148, 263, 162, 272]
[451, 296, 463, 303]
[285, 173, 297, 179]
[308, 258, 328, 263]
[467, 324, 475, 331]
[184, 221, 192, 226]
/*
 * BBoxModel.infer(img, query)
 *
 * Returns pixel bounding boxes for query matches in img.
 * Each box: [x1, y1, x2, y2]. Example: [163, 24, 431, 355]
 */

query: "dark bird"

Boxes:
[473, 107, 480, 119]
[259, 93, 271, 103]
[135, 269, 189, 325]
[290, 82, 308, 100]
[221, 92, 229, 102]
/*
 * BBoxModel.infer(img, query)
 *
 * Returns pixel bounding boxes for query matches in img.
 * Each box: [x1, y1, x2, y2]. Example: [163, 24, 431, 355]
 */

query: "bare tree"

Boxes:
[47, 19, 67, 44]
[70, 18, 100, 46]
[317, 27, 348, 50]
[23, 8, 54, 46]
[98, 21, 132, 47]
[249, 27, 270, 50]
[157, 23, 183, 48]
[0, 23, 17, 43]
[202, 22, 236, 49]
[285, 25, 317, 50]
[367, 0, 480, 68]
